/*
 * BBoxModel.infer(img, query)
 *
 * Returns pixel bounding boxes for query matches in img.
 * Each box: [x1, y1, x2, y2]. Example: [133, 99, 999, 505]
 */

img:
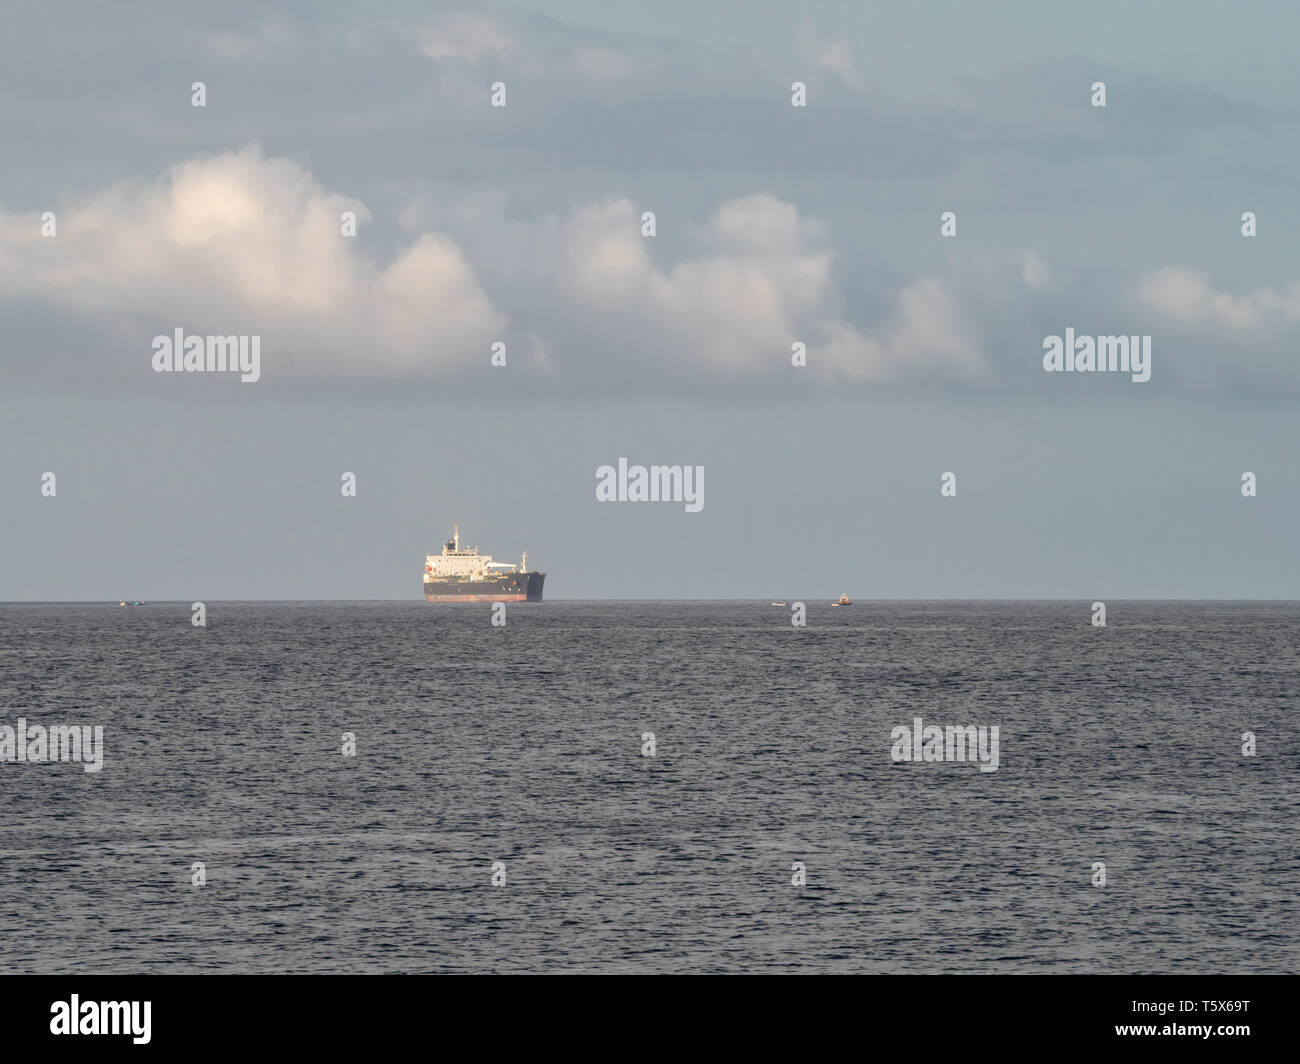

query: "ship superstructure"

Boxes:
[422, 526, 545, 602]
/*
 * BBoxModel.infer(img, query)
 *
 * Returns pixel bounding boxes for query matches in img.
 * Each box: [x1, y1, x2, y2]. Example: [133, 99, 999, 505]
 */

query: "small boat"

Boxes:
[833, 593, 852, 606]
[771, 601, 787, 606]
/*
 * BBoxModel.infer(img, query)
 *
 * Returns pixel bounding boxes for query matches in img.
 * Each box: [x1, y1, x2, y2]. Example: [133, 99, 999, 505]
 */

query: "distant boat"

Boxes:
[119, 601, 145, 606]
[833, 593, 852, 606]
[771, 601, 787, 606]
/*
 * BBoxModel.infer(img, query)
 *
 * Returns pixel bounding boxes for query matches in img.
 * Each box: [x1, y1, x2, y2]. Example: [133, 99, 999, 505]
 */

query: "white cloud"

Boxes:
[418, 14, 512, 62]
[1022, 250, 1050, 289]
[418, 16, 637, 84]
[709, 193, 823, 251]
[202, 15, 303, 62]
[0, 146, 504, 376]
[0, 150, 1027, 389]
[796, 20, 865, 92]
[809, 277, 988, 382]
[1138, 267, 1300, 330]
[525, 194, 987, 382]
[538, 197, 830, 372]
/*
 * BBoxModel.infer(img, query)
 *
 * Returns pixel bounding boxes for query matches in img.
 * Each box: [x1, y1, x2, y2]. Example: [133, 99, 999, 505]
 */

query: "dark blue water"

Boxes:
[0, 601, 1296, 973]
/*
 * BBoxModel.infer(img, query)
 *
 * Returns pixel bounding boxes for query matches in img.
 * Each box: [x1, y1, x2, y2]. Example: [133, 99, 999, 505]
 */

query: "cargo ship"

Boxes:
[423, 526, 545, 602]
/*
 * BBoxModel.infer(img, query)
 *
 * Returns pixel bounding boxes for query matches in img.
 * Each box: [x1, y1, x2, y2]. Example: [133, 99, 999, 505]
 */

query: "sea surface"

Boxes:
[0, 601, 1296, 974]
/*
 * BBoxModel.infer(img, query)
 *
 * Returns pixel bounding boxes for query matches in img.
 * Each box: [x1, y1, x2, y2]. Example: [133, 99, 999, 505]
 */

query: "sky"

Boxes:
[2, 1, 1298, 599]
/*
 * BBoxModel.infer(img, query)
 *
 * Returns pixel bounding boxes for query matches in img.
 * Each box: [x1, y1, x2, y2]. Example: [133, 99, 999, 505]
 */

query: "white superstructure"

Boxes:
[424, 525, 521, 581]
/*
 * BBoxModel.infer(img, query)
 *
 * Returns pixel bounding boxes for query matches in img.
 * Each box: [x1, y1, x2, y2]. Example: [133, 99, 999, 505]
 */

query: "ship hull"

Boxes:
[423, 572, 545, 602]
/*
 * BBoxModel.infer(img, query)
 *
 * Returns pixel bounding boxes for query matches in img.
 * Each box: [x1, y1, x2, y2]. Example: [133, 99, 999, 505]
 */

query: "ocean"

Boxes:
[0, 601, 1296, 973]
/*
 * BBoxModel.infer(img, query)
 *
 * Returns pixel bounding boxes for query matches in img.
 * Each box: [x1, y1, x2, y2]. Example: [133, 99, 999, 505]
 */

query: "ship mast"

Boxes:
[453, 525, 460, 550]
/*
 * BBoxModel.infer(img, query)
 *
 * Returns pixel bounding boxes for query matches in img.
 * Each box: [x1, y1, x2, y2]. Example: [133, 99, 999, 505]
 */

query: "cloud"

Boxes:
[1022, 251, 1050, 289]
[418, 14, 512, 62]
[796, 20, 866, 92]
[488, 193, 988, 384]
[202, 15, 305, 63]
[8, 145, 1300, 397]
[418, 13, 642, 85]
[0, 146, 505, 377]
[475, 195, 840, 379]
[709, 193, 823, 251]
[571, 48, 635, 80]
[1138, 267, 1300, 330]
[0, 156, 995, 388]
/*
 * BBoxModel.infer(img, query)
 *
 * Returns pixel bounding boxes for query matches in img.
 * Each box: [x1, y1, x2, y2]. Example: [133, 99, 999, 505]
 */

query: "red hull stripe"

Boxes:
[424, 594, 530, 602]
